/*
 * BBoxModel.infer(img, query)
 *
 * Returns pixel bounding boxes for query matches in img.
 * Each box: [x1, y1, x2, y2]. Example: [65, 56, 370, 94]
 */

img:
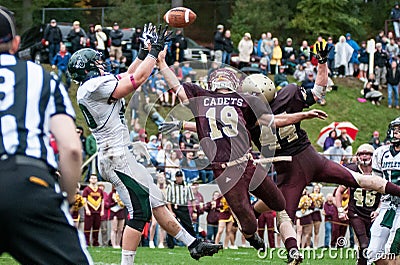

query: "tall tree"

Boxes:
[290, 0, 364, 40]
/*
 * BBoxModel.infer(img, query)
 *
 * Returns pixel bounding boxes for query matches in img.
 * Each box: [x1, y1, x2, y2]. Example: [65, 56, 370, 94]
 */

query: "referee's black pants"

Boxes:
[166, 205, 196, 248]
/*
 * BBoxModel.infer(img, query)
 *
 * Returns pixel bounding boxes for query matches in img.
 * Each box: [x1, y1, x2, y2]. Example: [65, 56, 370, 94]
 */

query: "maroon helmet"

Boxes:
[207, 68, 240, 92]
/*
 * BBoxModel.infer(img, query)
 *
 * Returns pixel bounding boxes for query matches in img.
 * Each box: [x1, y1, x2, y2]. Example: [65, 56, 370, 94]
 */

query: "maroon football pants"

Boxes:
[84, 212, 101, 246]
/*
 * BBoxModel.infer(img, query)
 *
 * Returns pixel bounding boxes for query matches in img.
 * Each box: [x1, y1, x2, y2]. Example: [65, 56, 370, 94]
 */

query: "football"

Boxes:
[163, 7, 197, 28]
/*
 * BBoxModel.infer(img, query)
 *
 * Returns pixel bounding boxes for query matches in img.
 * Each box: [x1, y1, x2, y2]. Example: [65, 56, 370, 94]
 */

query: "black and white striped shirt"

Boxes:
[166, 181, 195, 206]
[0, 54, 75, 169]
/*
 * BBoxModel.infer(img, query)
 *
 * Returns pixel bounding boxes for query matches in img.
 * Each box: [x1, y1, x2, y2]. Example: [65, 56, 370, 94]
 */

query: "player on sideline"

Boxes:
[156, 41, 329, 256]
[367, 117, 400, 265]
[335, 144, 381, 265]
[67, 24, 222, 265]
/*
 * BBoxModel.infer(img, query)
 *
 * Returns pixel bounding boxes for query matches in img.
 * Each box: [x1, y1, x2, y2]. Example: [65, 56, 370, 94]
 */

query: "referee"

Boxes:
[166, 171, 197, 248]
[0, 6, 92, 265]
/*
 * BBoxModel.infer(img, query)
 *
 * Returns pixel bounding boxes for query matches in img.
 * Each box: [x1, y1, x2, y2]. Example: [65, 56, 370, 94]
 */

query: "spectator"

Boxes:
[156, 141, 173, 168]
[165, 151, 180, 181]
[94, 25, 107, 59]
[391, 2, 400, 39]
[214, 196, 234, 249]
[261, 32, 273, 74]
[375, 30, 386, 46]
[374, 42, 388, 90]
[274, 65, 289, 89]
[182, 61, 196, 80]
[238, 32, 253, 69]
[143, 103, 165, 129]
[369, 130, 382, 149]
[166, 171, 197, 248]
[334, 35, 353, 78]
[326, 36, 335, 76]
[85, 132, 98, 181]
[131, 26, 142, 62]
[257, 33, 266, 57]
[180, 130, 198, 149]
[324, 139, 347, 164]
[171, 30, 187, 63]
[108, 186, 126, 249]
[43, 18, 62, 63]
[222, 29, 234, 65]
[345, 33, 360, 76]
[271, 37, 283, 74]
[323, 130, 337, 151]
[98, 183, 110, 247]
[207, 61, 219, 79]
[87, 24, 97, 49]
[358, 41, 369, 81]
[109, 22, 123, 63]
[322, 193, 338, 248]
[189, 182, 205, 238]
[310, 184, 324, 248]
[338, 129, 353, 156]
[70, 184, 85, 229]
[386, 37, 399, 61]
[153, 72, 169, 106]
[149, 172, 168, 248]
[51, 43, 71, 90]
[284, 54, 297, 75]
[181, 151, 199, 183]
[76, 126, 86, 160]
[67, 21, 85, 54]
[301, 71, 315, 90]
[283, 37, 296, 65]
[257, 211, 276, 248]
[195, 150, 213, 184]
[296, 188, 313, 248]
[293, 63, 307, 82]
[105, 54, 120, 74]
[386, 60, 400, 109]
[299, 40, 311, 61]
[119, 56, 127, 73]
[203, 191, 221, 243]
[213, 24, 224, 63]
[363, 73, 383, 105]
[147, 135, 160, 166]
[83, 174, 105, 247]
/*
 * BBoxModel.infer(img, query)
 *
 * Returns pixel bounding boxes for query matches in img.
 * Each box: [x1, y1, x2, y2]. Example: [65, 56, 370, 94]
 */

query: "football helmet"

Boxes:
[207, 68, 240, 92]
[68, 48, 102, 82]
[388, 117, 400, 146]
[356, 143, 374, 166]
[241, 74, 276, 103]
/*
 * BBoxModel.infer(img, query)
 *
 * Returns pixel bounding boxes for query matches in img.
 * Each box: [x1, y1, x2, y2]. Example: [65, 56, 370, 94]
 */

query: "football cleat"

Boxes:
[287, 248, 303, 265]
[246, 233, 266, 252]
[188, 239, 223, 260]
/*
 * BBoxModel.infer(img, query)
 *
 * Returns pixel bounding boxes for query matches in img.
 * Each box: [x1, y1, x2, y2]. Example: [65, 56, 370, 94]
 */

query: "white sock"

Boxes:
[121, 249, 136, 265]
[175, 229, 196, 246]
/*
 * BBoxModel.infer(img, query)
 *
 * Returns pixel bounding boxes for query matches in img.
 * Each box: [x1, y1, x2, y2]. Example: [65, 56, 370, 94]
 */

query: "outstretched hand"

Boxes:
[311, 41, 332, 64]
[139, 23, 157, 49]
[149, 24, 173, 57]
[305, 109, 328, 120]
[159, 120, 183, 134]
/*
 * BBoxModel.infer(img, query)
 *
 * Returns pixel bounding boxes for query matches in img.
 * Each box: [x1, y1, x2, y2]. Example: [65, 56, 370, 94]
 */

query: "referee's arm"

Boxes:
[51, 114, 82, 204]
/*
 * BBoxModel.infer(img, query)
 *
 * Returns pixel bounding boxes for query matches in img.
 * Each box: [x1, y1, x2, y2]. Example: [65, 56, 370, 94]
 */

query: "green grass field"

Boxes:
[0, 246, 360, 264]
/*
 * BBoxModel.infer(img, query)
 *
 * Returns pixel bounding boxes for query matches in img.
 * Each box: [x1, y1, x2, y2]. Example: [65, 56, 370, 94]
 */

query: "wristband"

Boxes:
[182, 121, 186, 131]
[130, 75, 137, 90]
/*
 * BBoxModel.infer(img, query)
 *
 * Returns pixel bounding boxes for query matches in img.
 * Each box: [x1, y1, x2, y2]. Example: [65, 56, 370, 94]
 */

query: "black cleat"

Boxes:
[188, 239, 223, 260]
[287, 248, 303, 265]
[246, 233, 266, 252]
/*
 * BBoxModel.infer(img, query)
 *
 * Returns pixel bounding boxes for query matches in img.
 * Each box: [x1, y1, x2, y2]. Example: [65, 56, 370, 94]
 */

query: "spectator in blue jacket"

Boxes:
[345, 33, 360, 76]
[391, 2, 400, 39]
[51, 43, 71, 90]
[327, 37, 335, 76]
[358, 41, 369, 82]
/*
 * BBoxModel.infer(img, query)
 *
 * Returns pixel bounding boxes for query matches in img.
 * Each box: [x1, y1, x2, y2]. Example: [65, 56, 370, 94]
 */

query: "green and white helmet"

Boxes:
[68, 48, 102, 82]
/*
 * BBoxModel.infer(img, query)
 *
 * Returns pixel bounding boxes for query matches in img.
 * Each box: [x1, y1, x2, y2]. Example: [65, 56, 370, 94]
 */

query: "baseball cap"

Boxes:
[244, 32, 251, 39]
[113, 22, 119, 26]
[217, 24, 224, 30]
[287, 37, 292, 42]
[50, 19, 56, 23]
[176, 171, 183, 177]
[73, 21, 80, 26]
[150, 135, 157, 141]
[0, 6, 16, 44]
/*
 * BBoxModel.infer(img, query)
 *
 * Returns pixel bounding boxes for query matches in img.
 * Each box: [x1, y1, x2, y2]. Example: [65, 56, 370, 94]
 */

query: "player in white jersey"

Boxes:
[367, 117, 400, 265]
[68, 24, 222, 265]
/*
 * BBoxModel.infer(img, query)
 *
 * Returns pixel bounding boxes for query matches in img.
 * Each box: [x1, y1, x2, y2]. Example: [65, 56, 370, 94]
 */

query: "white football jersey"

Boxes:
[77, 74, 130, 150]
[372, 144, 400, 206]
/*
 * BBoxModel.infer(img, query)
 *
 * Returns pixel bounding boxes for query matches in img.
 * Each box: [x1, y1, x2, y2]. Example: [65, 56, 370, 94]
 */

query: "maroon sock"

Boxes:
[385, 182, 400, 197]
[284, 237, 298, 251]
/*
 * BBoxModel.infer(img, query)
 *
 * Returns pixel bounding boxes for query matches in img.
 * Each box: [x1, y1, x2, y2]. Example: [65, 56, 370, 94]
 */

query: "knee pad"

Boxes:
[276, 210, 292, 231]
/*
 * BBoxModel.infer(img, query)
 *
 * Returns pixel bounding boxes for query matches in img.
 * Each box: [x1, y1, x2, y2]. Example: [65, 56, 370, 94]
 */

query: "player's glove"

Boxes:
[159, 120, 183, 134]
[131, 141, 151, 162]
[149, 24, 173, 59]
[311, 41, 332, 64]
[137, 23, 156, 60]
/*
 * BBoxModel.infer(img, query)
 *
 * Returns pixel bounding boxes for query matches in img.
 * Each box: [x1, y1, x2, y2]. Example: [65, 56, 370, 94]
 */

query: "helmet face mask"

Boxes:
[356, 143, 374, 166]
[241, 74, 276, 103]
[207, 68, 240, 92]
[388, 117, 400, 146]
[68, 48, 103, 82]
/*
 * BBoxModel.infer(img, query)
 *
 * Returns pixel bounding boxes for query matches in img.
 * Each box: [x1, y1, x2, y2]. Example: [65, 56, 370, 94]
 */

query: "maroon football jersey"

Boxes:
[269, 84, 311, 156]
[345, 163, 381, 219]
[183, 83, 272, 163]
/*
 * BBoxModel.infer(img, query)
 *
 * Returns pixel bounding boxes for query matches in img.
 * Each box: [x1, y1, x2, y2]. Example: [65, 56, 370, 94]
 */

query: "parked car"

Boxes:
[184, 37, 213, 61]
[17, 23, 86, 64]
